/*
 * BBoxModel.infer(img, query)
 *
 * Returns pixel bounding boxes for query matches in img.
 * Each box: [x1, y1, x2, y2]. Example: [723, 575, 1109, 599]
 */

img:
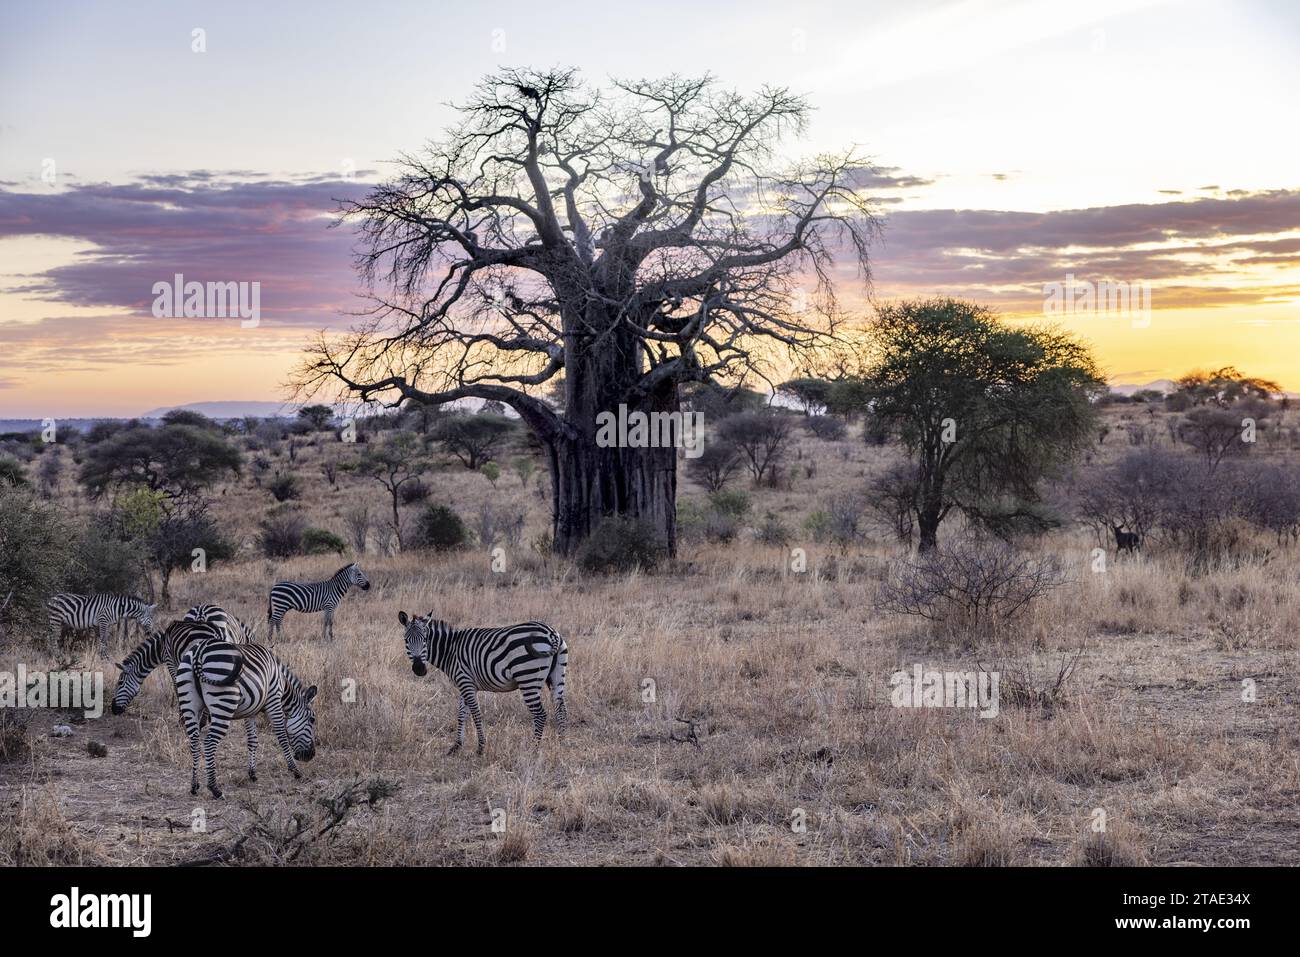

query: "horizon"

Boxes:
[2, 0, 1299, 416]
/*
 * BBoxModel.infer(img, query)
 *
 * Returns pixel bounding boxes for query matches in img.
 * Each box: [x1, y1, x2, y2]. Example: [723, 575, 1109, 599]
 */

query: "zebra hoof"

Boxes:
[190, 783, 199, 796]
[208, 786, 223, 800]
[248, 770, 258, 781]
[476, 745, 485, 756]
[292, 769, 302, 780]
[446, 743, 462, 755]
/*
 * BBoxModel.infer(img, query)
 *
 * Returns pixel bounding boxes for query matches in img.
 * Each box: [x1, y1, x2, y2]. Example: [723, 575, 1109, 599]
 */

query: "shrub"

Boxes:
[415, 504, 469, 551]
[875, 536, 1068, 635]
[575, 516, 661, 574]
[302, 528, 347, 555]
[0, 485, 75, 639]
[685, 441, 743, 492]
[480, 461, 501, 487]
[63, 513, 149, 595]
[755, 512, 792, 547]
[259, 506, 308, 558]
[708, 488, 751, 520]
[805, 415, 847, 441]
[268, 473, 302, 502]
[399, 479, 430, 505]
[0, 455, 28, 486]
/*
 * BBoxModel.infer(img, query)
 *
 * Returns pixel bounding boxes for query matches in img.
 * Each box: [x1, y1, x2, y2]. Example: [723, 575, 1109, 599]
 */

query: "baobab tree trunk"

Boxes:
[547, 316, 679, 557]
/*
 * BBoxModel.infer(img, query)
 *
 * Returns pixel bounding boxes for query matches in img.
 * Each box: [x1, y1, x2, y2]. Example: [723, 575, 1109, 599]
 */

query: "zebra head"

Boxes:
[284, 681, 319, 761]
[346, 563, 371, 592]
[133, 601, 158, 631]
[111, 646, 149, 715]
[399, 610, 433, 676]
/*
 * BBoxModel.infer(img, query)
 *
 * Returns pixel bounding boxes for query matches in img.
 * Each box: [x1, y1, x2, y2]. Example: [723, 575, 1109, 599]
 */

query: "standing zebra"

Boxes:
[398, 610, 567, 755]
[267, 563, 370, 641]
[184, 603, 257, 642]
[47, 593, 156, 655]
[176, 637, 317, 798]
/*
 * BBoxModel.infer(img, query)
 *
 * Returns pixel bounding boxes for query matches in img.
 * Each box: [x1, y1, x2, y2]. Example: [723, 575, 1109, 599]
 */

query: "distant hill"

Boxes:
[1108, 379, 1177, 396]
[138, 400, 301, 420]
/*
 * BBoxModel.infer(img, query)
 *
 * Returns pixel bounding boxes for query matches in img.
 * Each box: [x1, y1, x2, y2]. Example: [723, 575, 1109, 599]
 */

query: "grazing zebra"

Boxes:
[46, 593, 156, 655]
[176, 638, 317, 798]
[398, 610, 567, 755]
[110, 618, 247, 712]
[184, 604, 256, 642]
[267, 563, 370, 640]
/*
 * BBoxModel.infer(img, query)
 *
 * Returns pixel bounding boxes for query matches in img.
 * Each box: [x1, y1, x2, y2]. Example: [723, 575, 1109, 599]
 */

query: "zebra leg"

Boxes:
[97, 620, 109, 656]
[520, 682, 548, 743]
[201, 690, 238, 799]
[177, 673, 204, 795]
[265, 700, 302, 780]
[324, 608, 333, 641]
[458, 684, 487, 755]
[245, 719, 259, 780]
[447, 696, 467, 755]
[548, 648, 568, 739]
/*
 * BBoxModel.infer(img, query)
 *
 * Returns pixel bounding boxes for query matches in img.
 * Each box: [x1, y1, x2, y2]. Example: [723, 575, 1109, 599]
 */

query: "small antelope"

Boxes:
[1111, 524, 1141, 554]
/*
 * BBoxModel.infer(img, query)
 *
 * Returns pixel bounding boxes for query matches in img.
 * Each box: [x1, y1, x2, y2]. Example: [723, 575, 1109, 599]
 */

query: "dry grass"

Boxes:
[2, 409, 1299, 865]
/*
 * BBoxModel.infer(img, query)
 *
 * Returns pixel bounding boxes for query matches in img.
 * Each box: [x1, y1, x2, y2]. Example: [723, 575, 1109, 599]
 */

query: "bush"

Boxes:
[0, 485, 75, 639]
[480, 461, 501, 487]
[63, 513, 149, 595]
[685, 441, 743, 492]
[259, 507, 307, 558]
[268, 474, 302, 502]
[805, 415, 847, 441]
[755, 512, 792, 547]
[0, 455, 28, 486]
[414, 504, 469, 551]
[302, 528, 347, 555]
[876, 536, 1067, 635]
[708, 488, 751, 519]
[398, 479, 430, 505]
[575, 516, 661, 574]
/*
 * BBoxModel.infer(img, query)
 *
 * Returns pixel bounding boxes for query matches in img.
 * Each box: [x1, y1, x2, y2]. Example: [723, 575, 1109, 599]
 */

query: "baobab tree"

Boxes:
[297, 68, 878, 555]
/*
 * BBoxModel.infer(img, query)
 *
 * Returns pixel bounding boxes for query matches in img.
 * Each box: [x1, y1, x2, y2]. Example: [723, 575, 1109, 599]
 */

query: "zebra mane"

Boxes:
[332, 563, 357, 579]
[277, 658, 309, 705]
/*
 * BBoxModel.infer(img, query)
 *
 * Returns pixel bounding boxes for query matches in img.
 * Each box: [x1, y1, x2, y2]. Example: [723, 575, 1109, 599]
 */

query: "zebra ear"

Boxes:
[398, 610, 409, 626]
[304, 685, 318, 702]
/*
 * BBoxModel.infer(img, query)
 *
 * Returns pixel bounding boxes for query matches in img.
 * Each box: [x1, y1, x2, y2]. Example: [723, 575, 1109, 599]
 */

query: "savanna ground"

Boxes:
[3, 403, 1299, 866]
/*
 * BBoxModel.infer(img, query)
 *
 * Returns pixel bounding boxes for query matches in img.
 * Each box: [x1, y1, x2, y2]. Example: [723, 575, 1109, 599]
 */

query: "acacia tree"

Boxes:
[861, 298, 1102, 551]
[298, 68, 877, 555]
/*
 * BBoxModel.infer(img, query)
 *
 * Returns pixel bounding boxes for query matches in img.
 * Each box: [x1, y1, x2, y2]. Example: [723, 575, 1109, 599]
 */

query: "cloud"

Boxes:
[0, 173, 372, 326]
[865, 189, 1300, 311]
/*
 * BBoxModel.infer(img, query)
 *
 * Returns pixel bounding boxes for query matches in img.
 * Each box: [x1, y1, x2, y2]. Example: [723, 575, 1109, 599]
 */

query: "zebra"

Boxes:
[46, 593, 156, 655]
[111, 618, 231, 715]
[113, 619, 264, 781]
[184, 603, 256, 642]
[267, 563, 370, 640]
[176, 637, 317, 798]
[398, 610, 567, 755]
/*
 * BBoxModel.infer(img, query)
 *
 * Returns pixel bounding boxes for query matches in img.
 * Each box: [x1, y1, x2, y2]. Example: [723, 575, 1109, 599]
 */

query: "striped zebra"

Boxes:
[46, 593, 156, 655]
[398, 610, 567, 755]
[184, 604, 256, 642]
[176, 637, 317, 798]
[267, 563, 370, 640]
[110, 618, 244, 714]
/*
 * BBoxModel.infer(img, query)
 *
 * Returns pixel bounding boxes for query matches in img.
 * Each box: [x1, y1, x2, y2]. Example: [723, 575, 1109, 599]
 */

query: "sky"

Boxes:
[1, 0, 1298, 417]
